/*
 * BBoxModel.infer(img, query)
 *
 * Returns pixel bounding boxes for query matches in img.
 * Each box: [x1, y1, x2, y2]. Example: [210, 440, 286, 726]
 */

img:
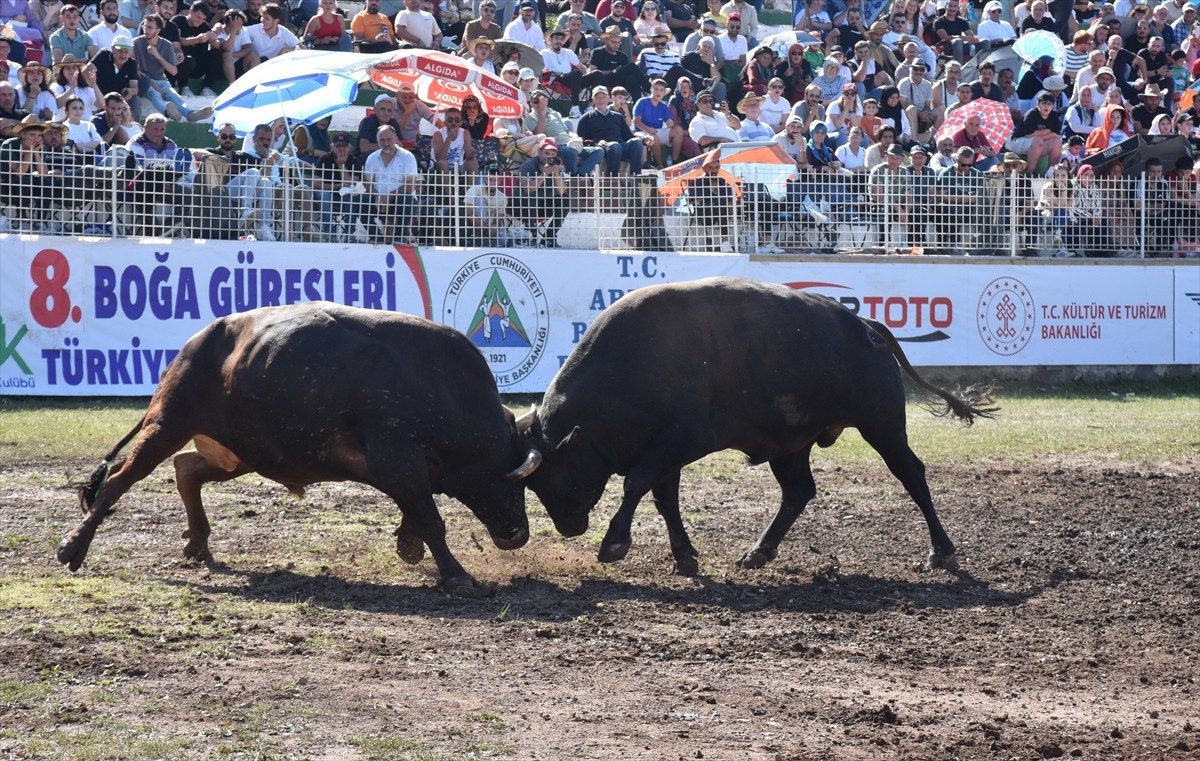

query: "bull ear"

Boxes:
[514, 404, 538, 435]
[505, 448, 543, 480]
[556, 426, 579, 451]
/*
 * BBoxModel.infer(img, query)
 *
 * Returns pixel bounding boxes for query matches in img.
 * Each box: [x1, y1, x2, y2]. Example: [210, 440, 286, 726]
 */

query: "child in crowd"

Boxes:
[857, 99, 881, 144]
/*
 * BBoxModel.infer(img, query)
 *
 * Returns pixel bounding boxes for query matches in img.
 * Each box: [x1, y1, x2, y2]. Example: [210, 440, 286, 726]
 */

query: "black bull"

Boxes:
[58, 302, 542, 595]
[520, 277, 998, 574]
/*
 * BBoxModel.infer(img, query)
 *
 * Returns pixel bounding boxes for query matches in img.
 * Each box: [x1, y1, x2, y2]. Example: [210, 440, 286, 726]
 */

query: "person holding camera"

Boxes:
[516, 137, 570, 246]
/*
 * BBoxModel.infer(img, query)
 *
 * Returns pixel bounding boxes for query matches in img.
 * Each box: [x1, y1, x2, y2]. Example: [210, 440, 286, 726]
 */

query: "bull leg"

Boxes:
[57, 422, 192, 571]
[172, 451, 252, 562]
[738, 447, 817, 569]
[599, 433, 715, 565]
[650, 470, 701, 576]
[858, 426, 957, 570]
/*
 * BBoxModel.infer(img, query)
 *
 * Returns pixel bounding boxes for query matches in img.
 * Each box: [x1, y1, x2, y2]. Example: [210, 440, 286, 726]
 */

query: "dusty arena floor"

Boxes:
[1, 447, 1198, 759]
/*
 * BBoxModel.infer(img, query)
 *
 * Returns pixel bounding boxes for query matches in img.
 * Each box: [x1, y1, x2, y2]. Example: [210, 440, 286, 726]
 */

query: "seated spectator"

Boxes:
[462, 1, 501, 48]
[811, 57, 847, 104]
[49, 4, 97, 64]
[300, 0, 351, 52]
[363, 124, 418, 242]
[929, 133, 955, 171]
[760, 77, 790, 132]
[1037, 160, 1073, 254]
[135, 14, 211, 121]
[717, 0, 753, 43]
[862, 123, 895, 169]
[357, 92, 400, 155]
[771, 42, 807, 103]
[577, 85, 644, 175]
[460, 94, 489, 140]
[788, 83, 825, 137]
[587, 24, 650, 102]
[395, 0, 441, 49]
[598, 0, 637, 60]
[351, 0, 397, 53]
[633, 78, 682, 164]
[246, 3, 297, 61]
[503, 1, 544, 48]
[976, 0, 1015, 44]
[897, 58, 932, 138]
[430, 106, 477, 172]
[930, 59, 962, 124]
[834, 124, 868, 172]
[194, 122, 277, 240]
[1062, 30, 1093, 89]
[875, 86, 914, 146]
[734, 92, 773, 142]
[931, 0, 976, 63]
[952, 113, 999, 172]
[0, 80, 29, 140]
[18, 63, 56, 122]
[89, 0, 125, 51]
[1138, 36, 1173, 100]
[1166, 158, 1200, 254]
[541, 29, 588, 106]
[680, 35, 726, 103]
[61, 94, 101, 153]
[171, 2, 223, 96]
[524, 90, 602, 174]
[393, 82, 435, 145]
[685, 151, 736, 251]
[310, 131, 367, 242]
[1130, 84, 1170, 136]
[687, 86, 739, 150]
[1084, 102, 1131, 155]
[465, 36, 496, 74]
[668, 76, 701, 159]
[553, 0, 600, 38]
[1008, 93, 1061, 170]
[1019, 0, 1055, 35]
[51, 54, 102, 121]
[1073, 50, 1108, 98]
[0, 116, 52, 229]
[516, 138, 569, 245]
[773, 114, 808, 169]
[557, 12, 593, 61]
[717, 12, 748, 94]
[637, 30, 686, 88]
[738, 43, 773, 98]
[91, 90, 129, 146]
[634, 2, 671, 49]
[969, 61, 1004, 106]
[1105, 35, 1144, 104]
[1063, 85, 1100, 141]
[464, 162, 519, 245]
[125, 112, 191, 235]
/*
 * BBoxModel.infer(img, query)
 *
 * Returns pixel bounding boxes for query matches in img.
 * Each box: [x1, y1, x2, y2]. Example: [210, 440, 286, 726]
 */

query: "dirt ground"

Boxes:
[1, 447, 1198, 760]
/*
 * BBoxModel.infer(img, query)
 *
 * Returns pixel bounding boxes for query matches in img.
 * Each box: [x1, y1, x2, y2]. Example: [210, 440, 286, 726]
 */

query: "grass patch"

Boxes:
[0, 398, 149, 461]
[12, 723, 192, 760]
[347, 734, 433, 759]
[465, 711, 509, 732]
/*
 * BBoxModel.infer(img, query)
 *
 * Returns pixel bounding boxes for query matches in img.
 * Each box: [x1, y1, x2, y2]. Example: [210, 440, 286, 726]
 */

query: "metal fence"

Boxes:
[3, 151, 1196, 258]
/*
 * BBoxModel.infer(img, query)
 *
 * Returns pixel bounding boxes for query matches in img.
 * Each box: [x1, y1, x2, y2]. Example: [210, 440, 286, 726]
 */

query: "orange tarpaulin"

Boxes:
[659, 143, 795, 204]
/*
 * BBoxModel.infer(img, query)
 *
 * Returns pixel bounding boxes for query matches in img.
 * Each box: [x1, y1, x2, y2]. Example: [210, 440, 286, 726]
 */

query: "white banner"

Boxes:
[1, 236, 1196, 396]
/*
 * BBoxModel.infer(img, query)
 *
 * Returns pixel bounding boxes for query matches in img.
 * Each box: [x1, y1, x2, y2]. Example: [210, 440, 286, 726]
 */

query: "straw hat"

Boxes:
[1139, 83, 1166, 99]
[599, 25, 628, 41]
[466, 37, 494, 54]
[52, 54, 87, 74]
[868, 19, 889, 33]
[737, 94, 765, 113]
[1001, 151, 1027, 171]
[10, 114, 49, 135]
[17, 61, 52, 86]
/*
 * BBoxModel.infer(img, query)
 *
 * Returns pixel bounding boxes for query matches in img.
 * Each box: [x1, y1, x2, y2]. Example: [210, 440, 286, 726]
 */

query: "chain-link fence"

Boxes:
[3, 148, 1196, 257]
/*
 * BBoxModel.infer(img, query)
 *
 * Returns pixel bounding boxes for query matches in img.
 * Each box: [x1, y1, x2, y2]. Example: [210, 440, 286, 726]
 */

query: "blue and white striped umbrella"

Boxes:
[211, 70, 359, 136]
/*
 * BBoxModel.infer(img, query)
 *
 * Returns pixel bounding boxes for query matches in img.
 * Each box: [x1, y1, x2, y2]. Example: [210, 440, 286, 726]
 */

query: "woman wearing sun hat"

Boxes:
[17, 61, 56, 121]
[51, 54, 101, 121]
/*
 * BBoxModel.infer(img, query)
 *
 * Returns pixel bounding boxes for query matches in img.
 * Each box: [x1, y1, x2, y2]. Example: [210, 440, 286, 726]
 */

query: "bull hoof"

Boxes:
[394, 526, 425, 565]
[56, 530, 93, 572]
[736, 546, 776, 569]
[597, 541, 630, 564]
[183, 541, 213, 563]
[439, 574, 494, 598]
[928, 551, 959, 572]
[674, 554, 700, 577]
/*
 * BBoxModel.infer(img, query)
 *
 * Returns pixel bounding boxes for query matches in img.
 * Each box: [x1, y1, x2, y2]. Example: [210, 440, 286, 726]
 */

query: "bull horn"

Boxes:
[515, 404, 538, 435]
[506, 448, 543, 480]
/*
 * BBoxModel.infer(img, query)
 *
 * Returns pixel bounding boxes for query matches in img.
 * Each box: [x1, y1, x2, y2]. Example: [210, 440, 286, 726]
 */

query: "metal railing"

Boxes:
[2, 152, 1195, 258]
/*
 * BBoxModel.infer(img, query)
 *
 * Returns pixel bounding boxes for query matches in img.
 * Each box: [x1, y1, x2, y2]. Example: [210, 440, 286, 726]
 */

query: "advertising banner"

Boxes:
[1, 237, 1196, 396]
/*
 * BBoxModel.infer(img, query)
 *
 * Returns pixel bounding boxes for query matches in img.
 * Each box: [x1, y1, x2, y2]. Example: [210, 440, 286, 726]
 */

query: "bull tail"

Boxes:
[864, 319, 999, 425]
[73, 417, 144, 512]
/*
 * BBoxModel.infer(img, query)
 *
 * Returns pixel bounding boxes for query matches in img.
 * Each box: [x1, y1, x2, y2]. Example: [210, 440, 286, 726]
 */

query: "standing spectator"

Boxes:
[301, 0, 352, 52]
[687, 86, 740, 149]
[868, 143, 907, 246]
[351, 0, 397, 53]
[363, 124, 418, 242]
[1135, 158, 1174, 257]
[173, 1, 221, 96]
[1007, 93, 1062, 169]
[395, 0, 441, 49]
[49, 4, 97, 64]
[502, 1, 544, 48]
[516, 138, 569, 245]
[135, 14, 211, 121]
[577, 85, 644, 175]
[902, 143, 935, 251]
[1069, 162, 1107, 255]
[934, 145, 984, 253]
[311, 132, 367, 242]
[246, 3, 297, 62]
[685, 151, 736, 251]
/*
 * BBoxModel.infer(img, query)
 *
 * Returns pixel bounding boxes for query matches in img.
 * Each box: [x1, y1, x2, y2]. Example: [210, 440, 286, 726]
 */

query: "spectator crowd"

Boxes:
[0, 0, 1197, 254]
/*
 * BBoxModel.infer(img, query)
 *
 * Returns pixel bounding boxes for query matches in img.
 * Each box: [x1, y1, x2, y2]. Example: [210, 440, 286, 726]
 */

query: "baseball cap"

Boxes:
[910, 144, 929, 156]
[591, 85, 609, 96]
[374, 92, 396, 105]
[331, 133, 351, 146]
[886, 143, 906, 157]
[727, 12, 740, 20]
[540, 137, 558, 152]
[112, 34, 133, 49]
[519, 67, 536, 80]
[502, 60, 521, 72]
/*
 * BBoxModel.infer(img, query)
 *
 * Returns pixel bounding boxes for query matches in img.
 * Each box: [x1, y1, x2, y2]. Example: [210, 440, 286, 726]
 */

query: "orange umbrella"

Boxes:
[369, 50, 523, 119]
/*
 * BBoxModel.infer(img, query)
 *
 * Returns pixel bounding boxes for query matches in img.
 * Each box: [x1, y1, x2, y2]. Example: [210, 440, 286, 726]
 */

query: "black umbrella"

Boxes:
[962, 44, 1024, 84]
[1081, 134, 1194, 177]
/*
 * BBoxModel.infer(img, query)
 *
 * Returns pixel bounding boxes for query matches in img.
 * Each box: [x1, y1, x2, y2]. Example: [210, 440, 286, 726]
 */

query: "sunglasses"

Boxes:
[218, 133, 236, 139]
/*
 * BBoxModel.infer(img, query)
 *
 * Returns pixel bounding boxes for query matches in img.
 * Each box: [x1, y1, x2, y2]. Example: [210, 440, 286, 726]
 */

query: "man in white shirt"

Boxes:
[688, 88, 741, 149]
[717, 11, 747, 91]
[503, 1, 545, 48]
[976, 0, 1016, 46]
[395, 0, 441, 49]
[88, 0, 125, 49]
[246, 3, 298, 60]
[718, 0, 757, 44]
[898, 59, 933, 137]
[540, 29, 586, 106]
[363, 125, 419, 242]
